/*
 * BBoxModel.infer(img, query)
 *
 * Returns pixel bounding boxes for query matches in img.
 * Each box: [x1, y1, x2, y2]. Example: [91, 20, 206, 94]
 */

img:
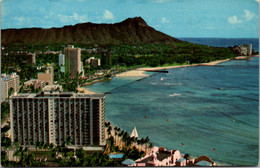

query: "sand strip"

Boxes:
[138, 58, 232, 71]
[116, 70, 149, 77]
[77, 87, 97, 94]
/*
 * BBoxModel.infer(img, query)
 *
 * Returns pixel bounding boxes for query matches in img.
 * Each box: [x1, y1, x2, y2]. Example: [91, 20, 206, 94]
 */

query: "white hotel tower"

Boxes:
[10, 85, 106, 148]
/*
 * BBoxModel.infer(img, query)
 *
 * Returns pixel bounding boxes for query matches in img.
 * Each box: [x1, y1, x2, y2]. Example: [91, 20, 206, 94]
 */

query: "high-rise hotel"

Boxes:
[64, 45, 84, 78]
[10, 85, 106, 147]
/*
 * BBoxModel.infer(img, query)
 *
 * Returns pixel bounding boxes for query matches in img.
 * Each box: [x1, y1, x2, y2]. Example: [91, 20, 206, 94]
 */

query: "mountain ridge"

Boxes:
[1, 17, 182, 45]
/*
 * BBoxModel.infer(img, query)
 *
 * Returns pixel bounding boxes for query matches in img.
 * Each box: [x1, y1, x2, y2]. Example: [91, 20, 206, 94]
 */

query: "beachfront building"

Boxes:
[38, 65, 54, 85]
[64, 45, 84, 78]
[135, 147, 182, 166]
[233, 44, 252, 56]
[1, 73, 20, 102]
[24, 79, 46, 90]
[10, 85, 106, 148]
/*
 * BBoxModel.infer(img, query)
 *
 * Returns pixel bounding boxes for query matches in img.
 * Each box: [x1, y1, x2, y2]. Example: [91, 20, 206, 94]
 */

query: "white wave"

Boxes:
[169, 93, 181, 97]
[178, 83, 182, 85]
[164, 83, 176, 86]
[150, 82, 157, 85]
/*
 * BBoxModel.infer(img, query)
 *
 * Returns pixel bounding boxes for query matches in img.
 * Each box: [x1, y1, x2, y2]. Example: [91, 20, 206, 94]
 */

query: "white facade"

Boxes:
[10, 91, 106, 147]
[1, 73, 20, 101]
[59, 53, 65, 66]
[1, 78, 6, 102]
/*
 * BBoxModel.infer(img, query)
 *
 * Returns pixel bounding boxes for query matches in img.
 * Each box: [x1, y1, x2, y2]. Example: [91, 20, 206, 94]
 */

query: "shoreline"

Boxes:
[82, 55, 258, 90]
[77, 87, 98, 94]
[138, 58, 231, 71]
[116, 70, 149, 77]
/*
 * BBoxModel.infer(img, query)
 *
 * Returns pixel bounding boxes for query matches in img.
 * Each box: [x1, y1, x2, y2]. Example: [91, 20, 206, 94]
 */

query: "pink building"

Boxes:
[135, 147, 183, 166]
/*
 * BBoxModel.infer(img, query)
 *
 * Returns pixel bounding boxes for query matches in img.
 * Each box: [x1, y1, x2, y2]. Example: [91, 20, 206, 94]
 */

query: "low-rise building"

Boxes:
[86, 57, 101, 68]
[38, 66, 54, 85]
[24, 79, 46, 90]
[135, 147, 182, 166]
[27, 53, 36, 65]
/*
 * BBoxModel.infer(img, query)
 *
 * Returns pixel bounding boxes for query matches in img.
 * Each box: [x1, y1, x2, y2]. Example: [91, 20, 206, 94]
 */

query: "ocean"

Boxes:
[84, 38, 259, 166]
[179, 38, 259, 52]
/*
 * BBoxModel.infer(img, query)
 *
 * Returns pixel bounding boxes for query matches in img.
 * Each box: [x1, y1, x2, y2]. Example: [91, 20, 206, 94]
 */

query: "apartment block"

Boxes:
[1, 73, 20, 101]
[10, 87, 106, 147]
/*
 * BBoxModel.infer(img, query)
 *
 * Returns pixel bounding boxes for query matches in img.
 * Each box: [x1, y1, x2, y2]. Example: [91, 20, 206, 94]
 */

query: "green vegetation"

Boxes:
[36, 53, 59, 66]
[1, 140, 123, 167]
[2, 42, 236, 72]
[108, 42, 236, 67]
[1, 102, 9, 123]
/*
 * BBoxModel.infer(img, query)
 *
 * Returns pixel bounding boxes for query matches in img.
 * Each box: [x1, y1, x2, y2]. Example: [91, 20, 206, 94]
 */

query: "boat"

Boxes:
[169, 93, 181, 97]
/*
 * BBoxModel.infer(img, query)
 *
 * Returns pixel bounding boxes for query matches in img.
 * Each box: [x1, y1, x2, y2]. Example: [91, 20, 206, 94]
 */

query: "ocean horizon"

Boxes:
[179, 37, 259, 52]
[84, 38, 259, 166]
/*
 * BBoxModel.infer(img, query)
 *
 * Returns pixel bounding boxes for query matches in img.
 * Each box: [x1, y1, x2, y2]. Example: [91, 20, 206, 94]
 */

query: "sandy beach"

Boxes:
[77, 87, 97, 94]
[138, 58, 232, 71]
[116, 70, 149, 77]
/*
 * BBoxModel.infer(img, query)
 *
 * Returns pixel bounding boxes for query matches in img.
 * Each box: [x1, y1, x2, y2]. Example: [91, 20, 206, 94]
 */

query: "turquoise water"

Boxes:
[109, 154, 124, 159]
[85, 58, 259, 166]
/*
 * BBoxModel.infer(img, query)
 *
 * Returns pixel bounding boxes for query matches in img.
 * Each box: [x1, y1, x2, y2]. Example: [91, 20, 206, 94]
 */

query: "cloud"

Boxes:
[255, 0, 259, 3]
[161, 17, 169, 24]
[243, 9, 255, 21]
[57, 13, 88, 23]
[13, 16, 31, 25]
[103, 10, 114, 20]
[227, 15, 243, 24]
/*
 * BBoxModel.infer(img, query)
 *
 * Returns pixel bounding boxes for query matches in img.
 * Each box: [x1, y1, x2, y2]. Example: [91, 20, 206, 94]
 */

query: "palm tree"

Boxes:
[35, 141, 40, 159]
[139, 138, 145, 152]
[145, 136, 150, 153]
[13, 140, 20, 162]
[149, 142, 154, 152]
[114, 131, 118, 147]
[13, 147, 22, 163]
[8, 87, 14, 99]
[137, 139, 142, 151]
[107, 126, 112, 138]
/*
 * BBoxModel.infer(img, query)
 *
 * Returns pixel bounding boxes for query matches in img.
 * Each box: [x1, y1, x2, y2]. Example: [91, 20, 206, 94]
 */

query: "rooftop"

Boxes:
[11, 91, 105, 99]
[195, 160, 212, 166]
[1, 72, 19, 81]
[177, 158, 186, 162]
[122, 159, 135, 165]
[157, 150, 171, 161]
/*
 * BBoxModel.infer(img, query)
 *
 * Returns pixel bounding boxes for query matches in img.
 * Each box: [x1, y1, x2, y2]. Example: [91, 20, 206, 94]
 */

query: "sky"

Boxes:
[1, 0, 259, 38]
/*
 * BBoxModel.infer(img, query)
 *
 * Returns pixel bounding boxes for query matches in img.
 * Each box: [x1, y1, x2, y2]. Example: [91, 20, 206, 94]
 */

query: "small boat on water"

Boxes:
[169, 93, 181, 97]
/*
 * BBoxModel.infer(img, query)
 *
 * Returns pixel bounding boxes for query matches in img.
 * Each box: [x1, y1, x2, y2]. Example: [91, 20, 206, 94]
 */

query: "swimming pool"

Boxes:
[109, 153, 124, 159]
